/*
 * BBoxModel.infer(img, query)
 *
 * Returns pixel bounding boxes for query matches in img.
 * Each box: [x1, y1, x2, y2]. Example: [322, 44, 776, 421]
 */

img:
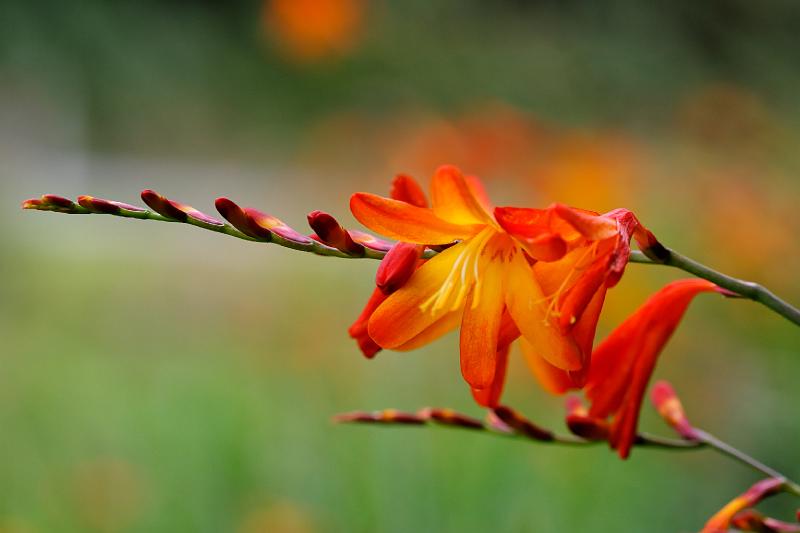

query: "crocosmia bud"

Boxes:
[650, 381, 699, 440]
[375, 242, 423, 294]
[307, 210, 364, 255]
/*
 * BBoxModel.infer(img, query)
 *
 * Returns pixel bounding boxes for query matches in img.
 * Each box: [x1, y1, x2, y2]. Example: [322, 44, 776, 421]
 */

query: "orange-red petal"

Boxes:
[368, 241, 467, 348]
[350, 192, 482, 245]
[430, 165, 494, 226]
[519, 337, 573, 395]
[390, 174, 428, 208]
[586, 278, 721, 458]
[471, 343, 510, 408]
[504, 250, 581, 370]
[552, 203, 618, 241]
[460, 256, 505, 390]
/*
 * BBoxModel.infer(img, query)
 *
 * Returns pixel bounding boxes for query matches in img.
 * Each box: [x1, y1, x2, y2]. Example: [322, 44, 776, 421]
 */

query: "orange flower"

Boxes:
[349, 164, 657, 406]
[584, 279, 724, 458]
[264, 0, 364, 63]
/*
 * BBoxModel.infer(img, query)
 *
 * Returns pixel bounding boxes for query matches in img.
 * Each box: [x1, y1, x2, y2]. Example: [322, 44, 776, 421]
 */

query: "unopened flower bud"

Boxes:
[492, 406, 554, 441]
[141, 189, 222, 226]
[77, 195, 145, 214]
[333, 409, 425, 425]
[564, 396, 609, 441]
[246, 208, 313, 245]
[418, 408, 484, 430]
[307, 210, 364, 255]
[215, 197, 265, 239]
[376, 242, 423, 294]
[650, 381, 699, 440]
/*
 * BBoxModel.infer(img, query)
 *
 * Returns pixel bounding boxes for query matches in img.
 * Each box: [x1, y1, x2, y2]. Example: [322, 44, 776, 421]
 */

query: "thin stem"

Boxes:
[694, 429, 800, 497]
[630, 249, 800, 327]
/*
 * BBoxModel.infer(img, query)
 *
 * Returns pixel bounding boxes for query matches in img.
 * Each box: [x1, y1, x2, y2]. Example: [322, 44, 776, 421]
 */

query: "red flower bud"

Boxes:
[141, 190, 222, 226]
[246, 208, 313, 245]
[77, 195, 146, 214]
[21, 198, 43, 209]
[348, 230, 393, 252]
[333, 409, 425, 425]
[41, 194, 76, 209]
[564, 397, 609, 441]
[650, 381, 700, 440]
[491, 406, 554, 441]
[215, 197, 265, 239]
[307, 210, 364, 255]
[375, 242, 423, 294]
[418, 408, 484, 429]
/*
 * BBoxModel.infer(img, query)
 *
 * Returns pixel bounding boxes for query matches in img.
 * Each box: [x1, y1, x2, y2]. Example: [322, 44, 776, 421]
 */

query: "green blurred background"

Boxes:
[2, 1, 799, 531]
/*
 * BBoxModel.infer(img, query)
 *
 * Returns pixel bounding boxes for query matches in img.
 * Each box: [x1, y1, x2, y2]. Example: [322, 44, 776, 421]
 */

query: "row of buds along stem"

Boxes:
[22, 190, 395, 259]
[333, 405, 560, 443]
[333, 408, 484, 430]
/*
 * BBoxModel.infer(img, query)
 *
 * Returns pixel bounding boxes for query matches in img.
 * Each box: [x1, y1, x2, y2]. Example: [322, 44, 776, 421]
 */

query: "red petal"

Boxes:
[586, 279, 721, 458]
[351, 192, 482, 245]
[390, 174, 428, 207]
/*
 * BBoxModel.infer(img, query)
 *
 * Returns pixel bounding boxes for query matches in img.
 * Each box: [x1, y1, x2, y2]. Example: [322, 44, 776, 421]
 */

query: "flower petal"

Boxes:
[348, 287, 387, 359]
[430, 165, 494, 225]
[460, 256, 505, 390]
[351, 192, 482, 244]
[586, 279, 721, 458]
[504, 250, 581, 370]
[390, 174, 428, 207]
[368, 241, 468, 348]
[552, 203, 618, 240]
[471, 343, 510, 408]
[495, 206, 582, 245]
[519, 337, 573, 395]
[394, 310, 461, 351]
[566, 287, 607, 388]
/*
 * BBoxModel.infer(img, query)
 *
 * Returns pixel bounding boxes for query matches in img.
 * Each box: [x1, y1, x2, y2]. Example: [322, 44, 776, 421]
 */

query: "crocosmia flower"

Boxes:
[349, 164, 659, 406]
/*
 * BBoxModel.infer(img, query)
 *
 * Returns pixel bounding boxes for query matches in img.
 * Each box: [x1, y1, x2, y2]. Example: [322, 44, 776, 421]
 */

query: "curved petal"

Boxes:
[351, 193, 482, 244]
[460, 256, 505, 390]
[390, 174, 428, 207]
[519, 337, 573, 395]
[552, 203, 618, 240]
[368, 242, 468, 349]
[430, 165, 494, 225]
[394, 310, 461, 351]
[471, 343, 511, 408]
[495, 206, 582, 244]
[565, 286, 607, 388]
[504, 250, 581, 370]
[586, 279, 721, 459]
[348, 287, 388, 359]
